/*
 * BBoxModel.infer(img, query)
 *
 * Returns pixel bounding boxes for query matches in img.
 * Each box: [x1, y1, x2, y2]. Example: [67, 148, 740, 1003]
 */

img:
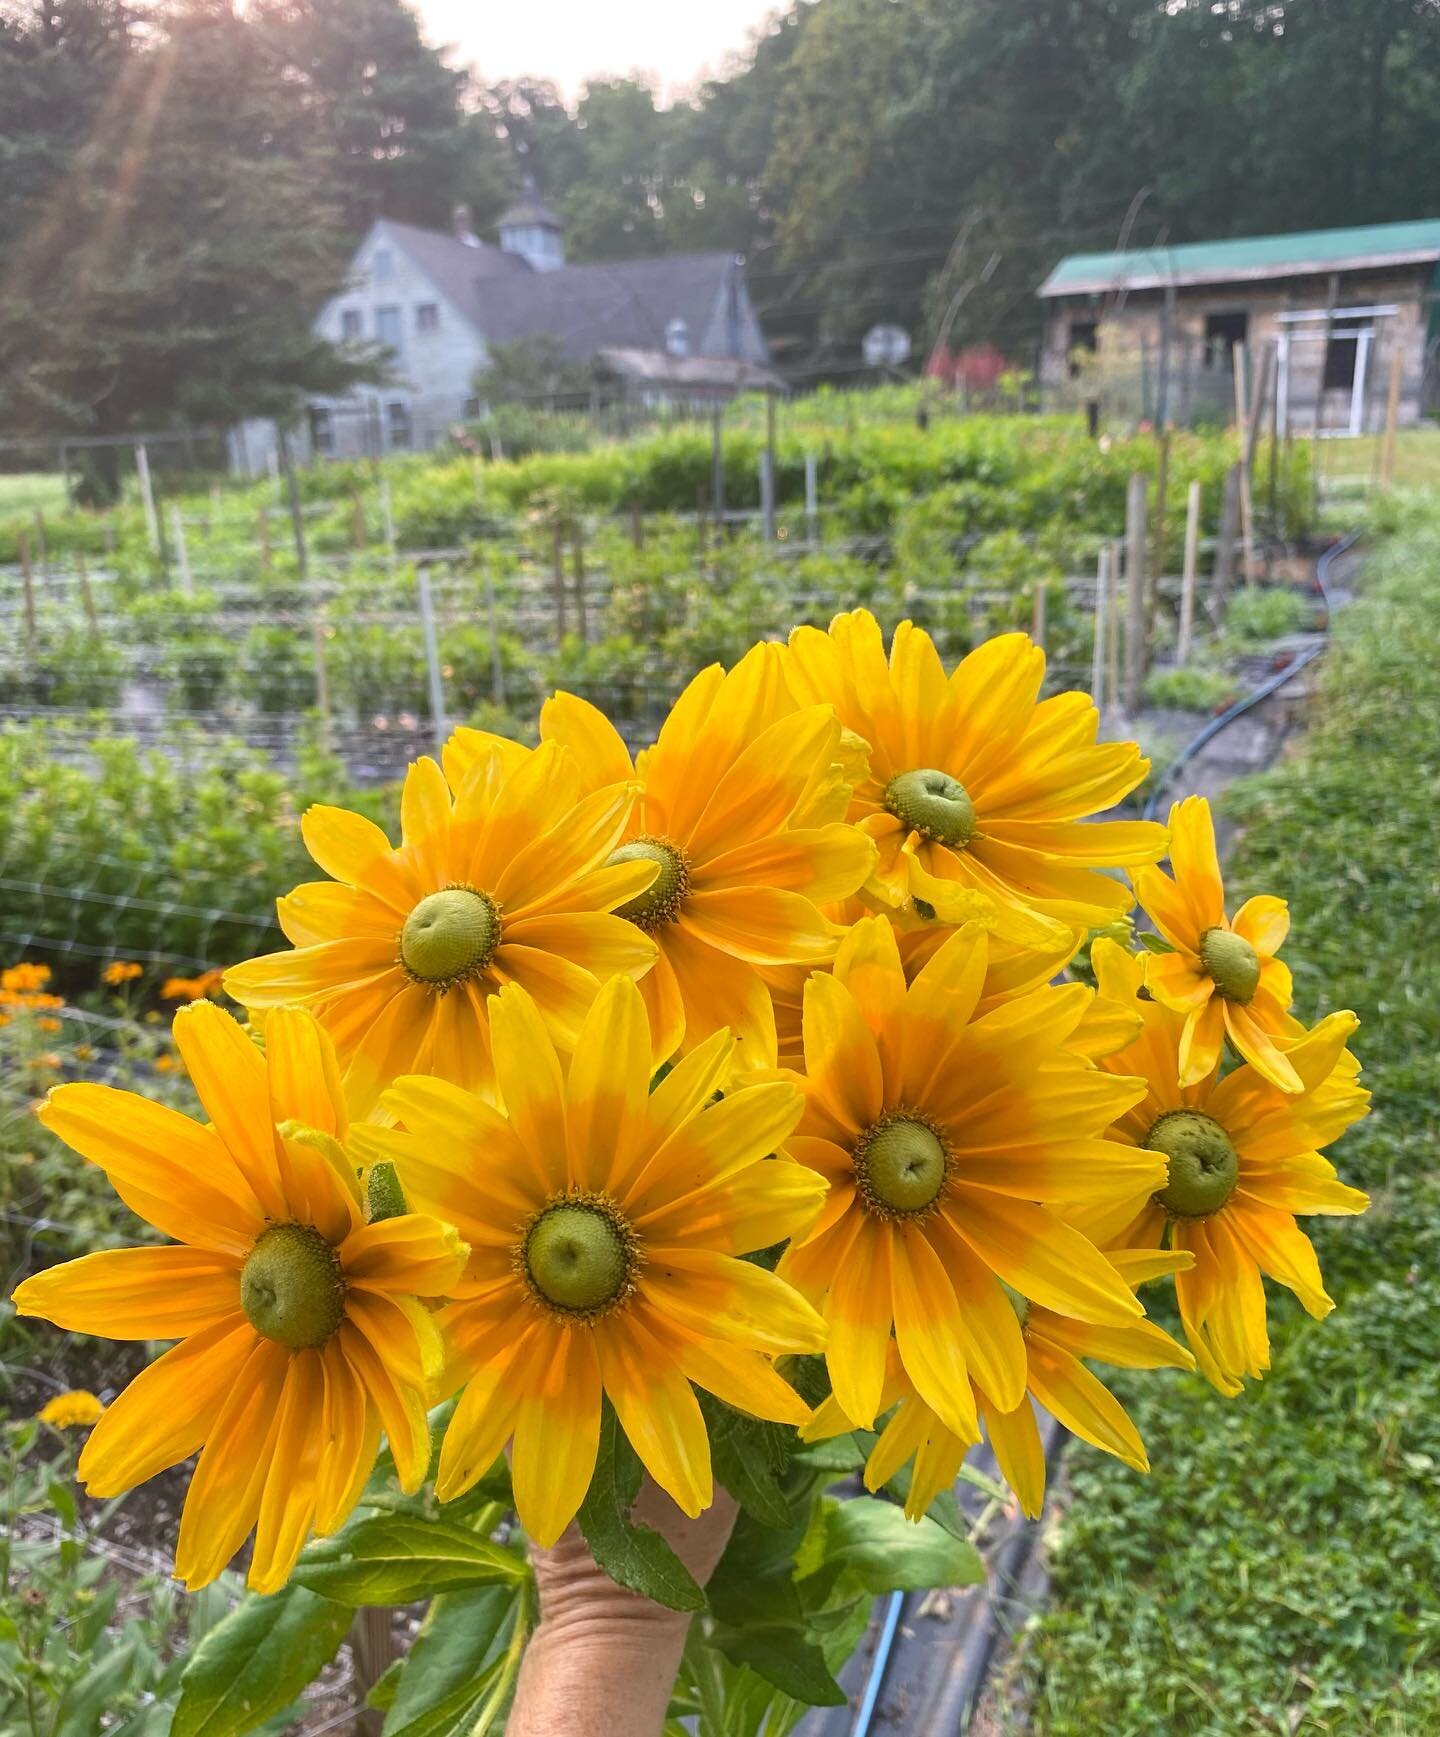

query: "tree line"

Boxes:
[2, 0, 1437, 442]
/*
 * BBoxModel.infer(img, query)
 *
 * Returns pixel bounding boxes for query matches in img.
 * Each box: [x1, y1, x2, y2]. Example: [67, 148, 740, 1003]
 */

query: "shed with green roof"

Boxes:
[1038, 219, 1440, 434]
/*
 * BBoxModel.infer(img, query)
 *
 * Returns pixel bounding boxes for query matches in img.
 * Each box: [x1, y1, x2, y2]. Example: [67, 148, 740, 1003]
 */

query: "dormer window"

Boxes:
[665, 318, 690, 358]
[372, 248, 393, 284]
[417, 303, 439, 333]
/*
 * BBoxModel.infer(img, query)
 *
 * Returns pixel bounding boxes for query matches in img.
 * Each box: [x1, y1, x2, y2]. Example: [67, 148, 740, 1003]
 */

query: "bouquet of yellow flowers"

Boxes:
[13, 613, 1369, 1726]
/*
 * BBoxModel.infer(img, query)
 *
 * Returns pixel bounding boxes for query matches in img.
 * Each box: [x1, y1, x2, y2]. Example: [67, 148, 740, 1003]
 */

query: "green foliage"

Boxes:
[1142, 664, 1239, 713]
[0, 1415, 199, 1737]
[1029, 495, 1440, 1734]
[1223, 584, 1318, 643]
[0, 721, 395, 970]
[290, 1514, 525, 1606]
[577, 1405, 706, 1612]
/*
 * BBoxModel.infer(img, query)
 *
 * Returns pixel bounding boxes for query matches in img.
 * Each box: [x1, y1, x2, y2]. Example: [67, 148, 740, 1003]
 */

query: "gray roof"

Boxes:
[374, 219, 755, 363]
[597, 347, 786, 393]
[498, 191, 563, 231]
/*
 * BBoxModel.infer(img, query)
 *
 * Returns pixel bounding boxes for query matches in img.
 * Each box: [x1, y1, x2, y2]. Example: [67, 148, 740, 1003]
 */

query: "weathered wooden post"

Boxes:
[135, 441, 160, 553]
[1212, 463, 1241, 610]
[1177, 479, 1201, 667]
[170, 505, 193, 593]
[18, 530, 37, 648]
[551, 521, 568, 640]
[1124, 472, 1149, 712]
[416, 563, 448, 750]
[76, 550, 99, 637]
[572, 517, 589, 646]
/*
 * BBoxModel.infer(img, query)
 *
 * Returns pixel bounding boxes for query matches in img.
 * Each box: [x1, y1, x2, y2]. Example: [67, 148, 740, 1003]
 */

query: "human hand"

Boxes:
[508, 1479, 739, 1736]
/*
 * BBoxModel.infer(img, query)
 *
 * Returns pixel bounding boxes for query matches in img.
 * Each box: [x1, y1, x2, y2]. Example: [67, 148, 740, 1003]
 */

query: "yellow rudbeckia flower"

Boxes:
[226, 739, 658, 1114]
[777, 915, 1161, 1444]
[1133, 794, 1305, 1091]
[804, 1247, 1192, 1519]
[782, 611, 1167, 944]
[11, 1002, 467, 1594]
[1076, 940, 1370, 1394]
[446, 648, 875, 1069]
[355, 974, 829, 1546]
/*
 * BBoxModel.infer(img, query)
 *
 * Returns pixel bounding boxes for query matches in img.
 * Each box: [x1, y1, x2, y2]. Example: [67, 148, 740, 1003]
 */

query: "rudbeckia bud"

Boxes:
[884, 769, 977, 847]
[400, 888, 498, 986]
[366, 1161, 407, 1223]
[855, 1115, 949, 1216]
[241, 1223, 346, 1349]
[608, 838, 689, 931]
[1199, 926, 1260, 1003]
[524, 1203, 631, 1312]
[1146, 1110, 1239, 1218]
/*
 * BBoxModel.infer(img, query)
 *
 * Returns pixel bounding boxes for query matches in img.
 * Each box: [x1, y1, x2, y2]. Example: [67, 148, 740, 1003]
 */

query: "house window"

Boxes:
[387, 400, 413, 450]
[375, 306, 403, 354]
[1067, 318, 1098, 378]
[309, 406, 334, 456]
[462, 396, 480, 419]
[416, 303, 439, 333]
[340, 308, 362, 341]
[1323, 315, 1368, 391]
[372, 248, 393, 284]
[1204, 310, 1248, 368]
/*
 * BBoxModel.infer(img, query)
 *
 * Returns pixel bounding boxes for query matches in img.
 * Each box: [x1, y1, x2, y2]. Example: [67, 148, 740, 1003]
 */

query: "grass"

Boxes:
[1313, 427, 1440, 493]
[1026, 494, 1440, 1734]
[0, 472, 68, 520]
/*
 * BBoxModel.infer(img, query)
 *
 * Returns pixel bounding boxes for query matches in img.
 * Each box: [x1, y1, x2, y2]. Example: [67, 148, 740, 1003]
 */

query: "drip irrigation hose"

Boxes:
[1142, 530, 1360, 823]
[848, 531, 1362, 1736]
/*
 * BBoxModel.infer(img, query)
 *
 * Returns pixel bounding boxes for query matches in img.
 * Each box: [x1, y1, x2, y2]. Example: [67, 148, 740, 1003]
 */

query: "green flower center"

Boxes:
[400, 886, 498, 987]
[523, 1201, 636, 1316]
[240, 1222, 345, 1349]
[1146, 1110, 1240, 1219]
[854, 1115, 950, 1218]
[1199, 926, 1260, 1003]
[607, 837, 690, 932]
[885, 769, 977, 848]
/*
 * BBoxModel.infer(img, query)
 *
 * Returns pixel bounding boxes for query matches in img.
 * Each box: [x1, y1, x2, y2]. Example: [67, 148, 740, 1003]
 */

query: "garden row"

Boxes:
[1025, 491, 1440, 1734]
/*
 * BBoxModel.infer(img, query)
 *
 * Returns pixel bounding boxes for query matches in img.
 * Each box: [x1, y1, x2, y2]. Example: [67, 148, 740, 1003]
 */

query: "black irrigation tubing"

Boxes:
[1142, 530, 1361, 824]
[846, 529, 1364, 1736]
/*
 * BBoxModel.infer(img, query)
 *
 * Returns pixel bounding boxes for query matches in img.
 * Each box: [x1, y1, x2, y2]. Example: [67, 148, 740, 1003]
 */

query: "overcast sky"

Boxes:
[415, 0, 783, 102]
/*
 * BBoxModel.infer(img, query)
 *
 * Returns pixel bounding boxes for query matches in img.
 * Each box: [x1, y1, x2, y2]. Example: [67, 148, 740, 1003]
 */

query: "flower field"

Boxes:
[0, 401, 1387, 1737]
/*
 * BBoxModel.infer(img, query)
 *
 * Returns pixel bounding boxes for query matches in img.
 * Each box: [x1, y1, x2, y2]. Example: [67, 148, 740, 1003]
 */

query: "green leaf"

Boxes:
[800, 1496, 984, 1602]
[382, 1586, 516, 1737]
[47, 1477, 78, 1532]
[290, 1515, 525, 1605]
[701, 1393, 796, 1529]
[708, 1622, 847, 1707]
[577, 1404, 704, 1613]
[365, 1658, 405, 1713]
[172, 1584, 352, 1737]
[53, 1639, 138, 1737]
[1138, 930, 1175, 955]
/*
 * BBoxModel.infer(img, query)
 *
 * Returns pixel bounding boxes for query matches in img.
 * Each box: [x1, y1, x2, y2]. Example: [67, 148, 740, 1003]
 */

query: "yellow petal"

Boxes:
[13, 1246, 241, 1340]
[263, 1005, 348, 1139]
[78, 1318, 257, 1497]
[249, 1349, 326, 1593]
[172, 1002, 287, 1220]
[639, 1246, 827, 1355]
[566, 975, 652, 1192]
[511, 1322, 603, 1547]
[595, 1312, 712, 1518]
[342, 1214, 468, 1297]
[36, 1083, 263, 1256]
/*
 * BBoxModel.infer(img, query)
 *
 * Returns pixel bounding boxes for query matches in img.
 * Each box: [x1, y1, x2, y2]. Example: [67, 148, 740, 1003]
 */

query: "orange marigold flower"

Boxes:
[102, 962, 143, 986]
[161, 969, 226, 1003]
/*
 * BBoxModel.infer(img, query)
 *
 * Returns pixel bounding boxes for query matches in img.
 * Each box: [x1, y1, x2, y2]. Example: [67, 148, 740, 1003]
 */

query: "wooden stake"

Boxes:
[1107, 540, 1122, 712]
[76, 550, 99, 636]
[170, 505, 193, 593]
[18, 530, 36, 647]
[1152, 429, 1170, 595]
[551, 524, 568, 641]
[1124, 473, 1149, 712]
[572, 519, 589, 646]
[1380, 339, 1404, 491]
[351, 495, 367, 549]
[135, 441, 160, 553]
[1091, 543, 1109, 706]
[1213, 463, 1240, 610]
[1177, 480, 1201, 667]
